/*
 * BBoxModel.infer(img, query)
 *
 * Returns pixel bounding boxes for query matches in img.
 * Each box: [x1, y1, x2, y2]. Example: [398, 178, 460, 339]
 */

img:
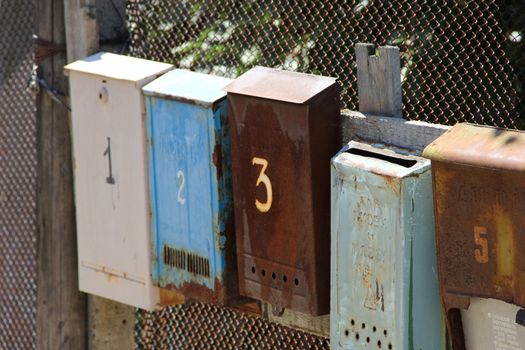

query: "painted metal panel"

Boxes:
[143, 69, 239, 304]
[462, 298, 525, 350]
[65, 53, 172, 310]
[225, 67, 341, 315]
[423, 123, 525, 350]
[331, 141, 445, 350]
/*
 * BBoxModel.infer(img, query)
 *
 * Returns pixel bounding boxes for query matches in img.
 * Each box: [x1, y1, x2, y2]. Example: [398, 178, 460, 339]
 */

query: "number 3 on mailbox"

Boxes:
[252, 157, 272, 213]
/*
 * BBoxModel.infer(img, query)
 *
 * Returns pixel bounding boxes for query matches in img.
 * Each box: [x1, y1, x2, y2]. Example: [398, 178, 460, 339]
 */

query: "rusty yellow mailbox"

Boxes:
[424, 123, 525, 349]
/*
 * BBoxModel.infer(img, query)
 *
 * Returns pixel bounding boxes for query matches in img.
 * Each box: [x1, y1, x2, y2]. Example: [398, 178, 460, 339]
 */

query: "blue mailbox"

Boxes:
[142, 69, 239, 304]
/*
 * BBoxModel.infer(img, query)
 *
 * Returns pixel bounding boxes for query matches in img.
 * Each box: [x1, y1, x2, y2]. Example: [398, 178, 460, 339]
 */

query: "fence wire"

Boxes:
[127, 0, 524, 129]
[128, 1, 524, 348]
[136, 302, 329, 350]
[0, 0, 37, 349]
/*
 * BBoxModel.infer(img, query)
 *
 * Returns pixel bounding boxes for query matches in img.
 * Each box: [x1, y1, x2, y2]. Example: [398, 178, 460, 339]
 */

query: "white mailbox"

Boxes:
[462, 298, 525, 349]
[65, 52, 172, 309]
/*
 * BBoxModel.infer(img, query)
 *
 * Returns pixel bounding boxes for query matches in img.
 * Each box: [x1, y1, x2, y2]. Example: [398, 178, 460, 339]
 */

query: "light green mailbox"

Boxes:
[330, 141, 445, 350]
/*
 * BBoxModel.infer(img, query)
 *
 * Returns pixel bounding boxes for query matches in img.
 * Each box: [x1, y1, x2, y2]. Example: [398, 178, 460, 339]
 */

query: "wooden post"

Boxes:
[63, 0, 98, 63]
[355, 43, 402, 118]
[35, 0, 90, 348]
[36, 0, 100, 348]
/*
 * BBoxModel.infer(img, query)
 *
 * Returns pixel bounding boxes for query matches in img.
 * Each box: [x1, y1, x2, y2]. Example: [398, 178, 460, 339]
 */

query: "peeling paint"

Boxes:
[331, 141, 445, 350]
[143, 70, 243, 305]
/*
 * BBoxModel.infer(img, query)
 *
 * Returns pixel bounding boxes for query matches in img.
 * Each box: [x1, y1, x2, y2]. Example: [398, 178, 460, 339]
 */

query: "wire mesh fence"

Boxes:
[0, 0, 37, 349]
[127, 0, 524, 129]
[135, 302, 330, 350]
[128, 1, 524, 348]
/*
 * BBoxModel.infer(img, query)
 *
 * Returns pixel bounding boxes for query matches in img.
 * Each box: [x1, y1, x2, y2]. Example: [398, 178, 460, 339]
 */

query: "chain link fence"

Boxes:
[136, 302, 329, 350]
[127, 0, 524, 348]
[0, 0, 37, 349]
[127, 0, 524, 129]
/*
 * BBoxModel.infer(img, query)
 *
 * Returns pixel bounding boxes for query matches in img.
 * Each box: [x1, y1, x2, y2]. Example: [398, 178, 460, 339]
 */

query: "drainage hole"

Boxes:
[344, 330, 349, 337]
[272, 272, 277, 280]
[373, 326, 377, 332]
[388, 343, 392, 349]
[261, 269, 266, 277]
[251, 266, 256, 274]
[350, 319, 355, 326]
[377, 340, 382, 348]
[355, 333, 360, 341]
[283, 275, 287, 283]
[384, 330, 388, 337]
[366, 337, 370, 343]
[361, 323, 365, 329]
[294, 278, 299, 286]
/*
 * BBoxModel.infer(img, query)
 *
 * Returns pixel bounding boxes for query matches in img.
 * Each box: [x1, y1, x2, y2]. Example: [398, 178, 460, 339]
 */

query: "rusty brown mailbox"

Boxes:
[424, 123, 525, 349]
[224, 67, 341, 315]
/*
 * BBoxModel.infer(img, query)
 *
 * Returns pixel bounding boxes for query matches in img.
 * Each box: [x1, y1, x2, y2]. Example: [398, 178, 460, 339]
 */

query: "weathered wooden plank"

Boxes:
[63, 0, 98, 63]
[36, 0, 88, 348]
[355, 43, 402, 118]
[341, 110, 450, 152]
[265, 303, 330, 338]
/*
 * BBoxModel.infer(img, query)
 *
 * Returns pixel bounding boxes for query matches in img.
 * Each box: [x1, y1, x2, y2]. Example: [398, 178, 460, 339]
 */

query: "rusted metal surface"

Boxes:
[423, 123, 525, 350]
[225, 67, 341, 315]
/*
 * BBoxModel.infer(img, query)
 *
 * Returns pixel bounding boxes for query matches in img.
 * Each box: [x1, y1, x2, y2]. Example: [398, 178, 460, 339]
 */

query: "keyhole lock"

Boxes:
[99, 87, 108, 103]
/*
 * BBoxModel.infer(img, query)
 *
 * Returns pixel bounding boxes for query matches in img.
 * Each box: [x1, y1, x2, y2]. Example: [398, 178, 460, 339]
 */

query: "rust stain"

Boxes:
[212, 143, 223, 179]
[226, 67, 341, 315]
[423, 123, 525, 350]
[159, 288, 185, 306]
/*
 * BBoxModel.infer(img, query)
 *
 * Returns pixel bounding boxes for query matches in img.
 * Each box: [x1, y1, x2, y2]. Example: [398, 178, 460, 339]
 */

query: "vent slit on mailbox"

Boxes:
[163, 245, 212, 278]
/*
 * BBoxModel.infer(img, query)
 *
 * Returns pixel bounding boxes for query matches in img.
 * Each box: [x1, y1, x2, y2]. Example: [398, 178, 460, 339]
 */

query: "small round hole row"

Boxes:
[345, 320, 392, 349]
[251, 265, 300, 286]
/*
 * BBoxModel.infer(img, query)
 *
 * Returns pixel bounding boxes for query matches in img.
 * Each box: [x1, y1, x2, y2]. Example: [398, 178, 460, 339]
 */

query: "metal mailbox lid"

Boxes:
[461, 298, 525, 350]
[331, 141, 445, 350]
[223, 66, 337, 104]
[64, 52, 172, 85]
[227, 67, 341, 315]
[142, 69, 231, 107]
[423, 123, 525, 171]
[145, 72, 239, 304]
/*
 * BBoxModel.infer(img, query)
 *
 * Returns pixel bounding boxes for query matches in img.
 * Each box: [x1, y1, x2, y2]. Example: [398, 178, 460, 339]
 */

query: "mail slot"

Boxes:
[224, 67, 341, 315]
[423, 123, 525, 350]
[331, 141, 445, 349]
[142, 69, 241, 304]
[64, 52, 172, 309]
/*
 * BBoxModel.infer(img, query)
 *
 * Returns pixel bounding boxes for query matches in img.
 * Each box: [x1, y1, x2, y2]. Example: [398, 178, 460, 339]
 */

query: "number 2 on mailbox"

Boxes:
[252, 157, 272, 213]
